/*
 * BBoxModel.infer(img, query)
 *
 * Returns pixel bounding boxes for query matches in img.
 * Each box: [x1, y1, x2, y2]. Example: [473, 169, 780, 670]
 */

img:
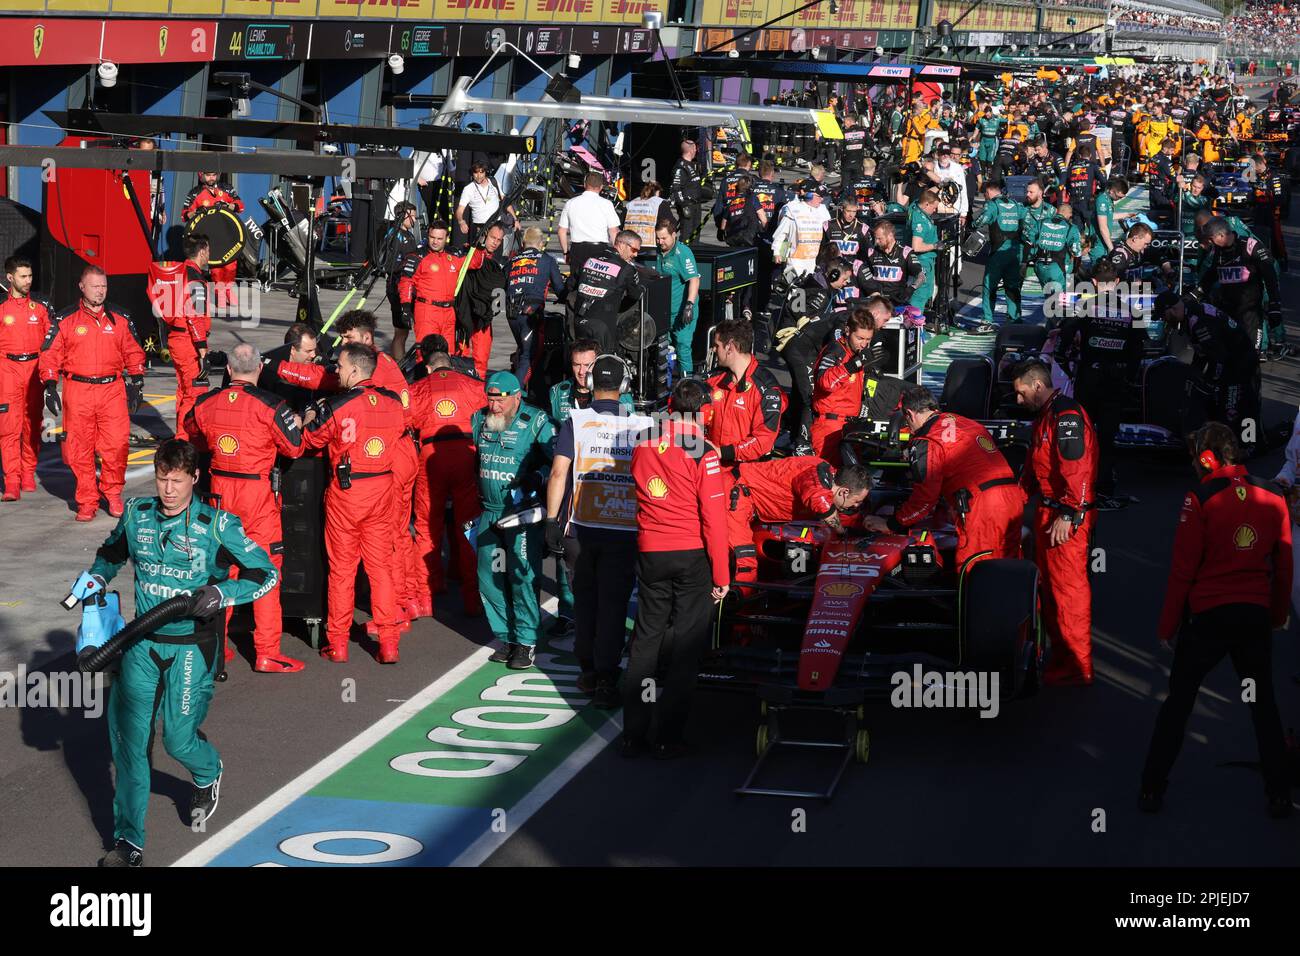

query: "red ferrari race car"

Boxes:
[703, 417, 1043, 799]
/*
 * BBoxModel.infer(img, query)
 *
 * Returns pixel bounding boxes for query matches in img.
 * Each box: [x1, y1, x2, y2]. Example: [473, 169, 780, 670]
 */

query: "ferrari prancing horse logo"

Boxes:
[33, 25, 44, 60]
[159, 26, 168, 57]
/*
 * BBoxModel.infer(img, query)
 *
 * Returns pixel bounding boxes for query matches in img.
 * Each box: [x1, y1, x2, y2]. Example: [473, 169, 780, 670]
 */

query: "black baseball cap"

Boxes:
[591, 355, 626, 391]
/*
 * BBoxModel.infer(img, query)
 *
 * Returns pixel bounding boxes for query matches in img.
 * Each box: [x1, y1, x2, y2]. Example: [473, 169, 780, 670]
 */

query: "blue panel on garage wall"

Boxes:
[322, 61, 366, 128]
[391, 57, 442, 136]
[12, 68, 78, 212]
[133, 63, 195, 254]
[510, 57, 563, 135]
[231, 64, 296, 222]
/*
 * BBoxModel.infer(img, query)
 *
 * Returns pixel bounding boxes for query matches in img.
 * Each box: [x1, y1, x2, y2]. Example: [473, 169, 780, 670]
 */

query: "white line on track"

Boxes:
[172, 597, 571, 867]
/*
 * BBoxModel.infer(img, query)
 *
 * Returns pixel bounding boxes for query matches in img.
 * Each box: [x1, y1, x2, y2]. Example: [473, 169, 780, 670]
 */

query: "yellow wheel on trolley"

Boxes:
[756, 725, 770, 756]
[855, 729, 871, 764]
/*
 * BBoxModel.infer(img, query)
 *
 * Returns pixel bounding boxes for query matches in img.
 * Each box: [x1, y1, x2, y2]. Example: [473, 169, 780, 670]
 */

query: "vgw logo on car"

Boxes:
[50, 887, 151, 936]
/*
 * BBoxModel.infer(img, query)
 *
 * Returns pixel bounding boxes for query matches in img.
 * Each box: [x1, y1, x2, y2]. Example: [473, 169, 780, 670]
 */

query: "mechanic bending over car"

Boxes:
[1012, 360, 1100, 687]
[1140, 422, 1293, 820]
[724, 456, 874, 590]
[862, 386, 1027, 566]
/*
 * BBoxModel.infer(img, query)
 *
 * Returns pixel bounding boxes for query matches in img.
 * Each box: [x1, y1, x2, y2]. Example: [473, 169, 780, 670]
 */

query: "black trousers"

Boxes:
[1142, 603, 1289, 795]
[622, 549, 715, 746]
[1075, 378, 1123, 496]
[572, 533, 638, 677]
[781, 332, 820, 445]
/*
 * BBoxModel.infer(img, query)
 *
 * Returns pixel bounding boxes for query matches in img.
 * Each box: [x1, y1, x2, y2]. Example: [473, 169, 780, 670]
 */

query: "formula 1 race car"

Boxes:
[704, 416, 1042, 800]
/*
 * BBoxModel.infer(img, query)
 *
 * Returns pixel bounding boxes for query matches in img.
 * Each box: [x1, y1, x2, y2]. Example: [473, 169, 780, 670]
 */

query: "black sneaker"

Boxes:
[489, 642, 516, 664]
[1138, 787, 1164, 813]
[99, 839, 143, 867]
[1271, 343, 1294, 361]
[191, 762, 223, 828]
[576, 670, 598, 694]
[1267, 792, 1294, 819]
[547, 615, 574, 637]
[507, 644, 536, 670]
[592, 677, 621, 710]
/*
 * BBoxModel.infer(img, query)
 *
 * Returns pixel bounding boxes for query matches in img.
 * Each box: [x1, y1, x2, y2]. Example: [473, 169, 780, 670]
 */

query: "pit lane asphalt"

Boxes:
[3, 155, 1299, 870]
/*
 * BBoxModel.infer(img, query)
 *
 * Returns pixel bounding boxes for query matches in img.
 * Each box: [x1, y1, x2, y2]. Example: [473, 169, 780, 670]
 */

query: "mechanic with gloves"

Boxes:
[623, 378, 729, 759]
[725, 455, 873, 588]
[974, 178, 1027, 326]
[1200, 218, 1288, 362]
[507, 226, 566, 388]
[455, 222, 509, 378]
[545, 355, 652, 707]
[821, 195, 871, 272]
[1157, 291, 1260, 451]
[547, 339, 633, 629]
[38, 265, 146, 521]
[300, 343, 408, 664]
[572, 230, 645, 358]
[975, 106, 1005, 177]
[267, 311, 421, 633]
[0, 256, 50, 501]
[1102, 220, 1155, 285]
[775, 261, 856, 455]
[1012, 359, 1099, 686]
[180, 172, 243, 308]
[862, 386, 1026, 565]
[654, 219, 702, 376]
[1140, 421, 1293, 819]
[88, 438, 278, 867]
[704, 319, 786, 466]
[151, 232, 212, 442]
[1094, 177, 1138, 256]
[472, 371, 555, 671]
[184, 343, 306, 674]
[408, 334, 487, 620]
[860, 220, 925, 307]
[810, 301, 896, 465]
[668, 139, 707, 242]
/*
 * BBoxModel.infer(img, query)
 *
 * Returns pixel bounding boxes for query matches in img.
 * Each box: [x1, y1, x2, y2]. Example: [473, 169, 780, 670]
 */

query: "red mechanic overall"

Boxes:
[810, 338, 899, 466]
[1022, 389, 1099, 684]
[723, 455, 844, 586]
[301, 380, 407, 662]
[149, 260, 211, 441]
[407, 367, 487, 615]
[886, 412, 1026, 565]
[181, 182, 244, 306]
[0, 292, 50, 497]
[38, 303, 145, 517]
[704, 355, 786, 466]
[185, 381, 305, 670]
[398, 248, 481, 353]
[275, 350, 420, 623]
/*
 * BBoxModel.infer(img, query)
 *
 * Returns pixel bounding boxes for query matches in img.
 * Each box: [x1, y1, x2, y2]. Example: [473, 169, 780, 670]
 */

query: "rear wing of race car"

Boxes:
[838, 416, 1030, 469]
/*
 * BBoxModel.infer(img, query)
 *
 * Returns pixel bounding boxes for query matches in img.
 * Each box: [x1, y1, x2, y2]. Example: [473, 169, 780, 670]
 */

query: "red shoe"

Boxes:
[2, 491, 18, 502]
[321, 644, 349, 663]
[106, 497, 125, 518]
[378, 643, 400, 664]
[255, 654, 306, 674]
[405, 596, 434, 620]
[224, 643, 236, 663]
[75, 510, 96, 522]
[365, 618, 411, 638]
[21, 476, 36, 493]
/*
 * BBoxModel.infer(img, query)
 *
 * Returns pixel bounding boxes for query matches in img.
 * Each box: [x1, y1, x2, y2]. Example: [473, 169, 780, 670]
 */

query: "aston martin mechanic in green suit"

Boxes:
[1022, 202, 1082, 322]
[975, 178, 1027, 325]
[472, 371, 555, 671]
[84, 439, 277, 867]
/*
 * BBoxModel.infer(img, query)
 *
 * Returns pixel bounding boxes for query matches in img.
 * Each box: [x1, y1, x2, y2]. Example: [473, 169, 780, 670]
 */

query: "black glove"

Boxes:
[845, 348, 871, 373]
[402, 301, 415, 325]
[193, 355, 210, 388]
[126, 376, 144, 414]
[189, 584, 224, 619]
[206, 350, 228, 369]
[678, 300, 696, 329]
[543, 518, 565, 555]
[44, 382, 61, 417]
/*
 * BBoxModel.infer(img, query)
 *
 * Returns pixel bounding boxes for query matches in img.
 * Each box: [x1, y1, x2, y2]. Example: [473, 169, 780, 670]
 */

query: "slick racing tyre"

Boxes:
[959, 558, 1041, 700]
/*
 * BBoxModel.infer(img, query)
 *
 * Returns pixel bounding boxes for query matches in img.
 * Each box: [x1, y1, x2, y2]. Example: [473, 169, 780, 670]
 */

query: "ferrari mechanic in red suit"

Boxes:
[150, 233, 212, 441]
[407, 334, 487, 618]
[811, 300, 893, 465]
[38, 266, 146, 521]
[863, 386, 1025, 565]
[0, 256, 50, 499]
[1012, 360, 1099, 685]
[398, 221, 478, 349]
[723, 455, 873, 587]
[181, 172, 244, 308]
[300, 343, 407, 664]
[704, 318, 786, 466]
[185, 342, 306, 673]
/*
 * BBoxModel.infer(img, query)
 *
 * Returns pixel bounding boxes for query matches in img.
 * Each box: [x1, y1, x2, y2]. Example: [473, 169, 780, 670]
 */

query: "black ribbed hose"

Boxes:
[76, 593, 196, 674]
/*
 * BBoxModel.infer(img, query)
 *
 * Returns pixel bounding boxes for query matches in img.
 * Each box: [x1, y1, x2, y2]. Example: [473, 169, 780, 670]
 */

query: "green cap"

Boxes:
[485, 371, 522, 397]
